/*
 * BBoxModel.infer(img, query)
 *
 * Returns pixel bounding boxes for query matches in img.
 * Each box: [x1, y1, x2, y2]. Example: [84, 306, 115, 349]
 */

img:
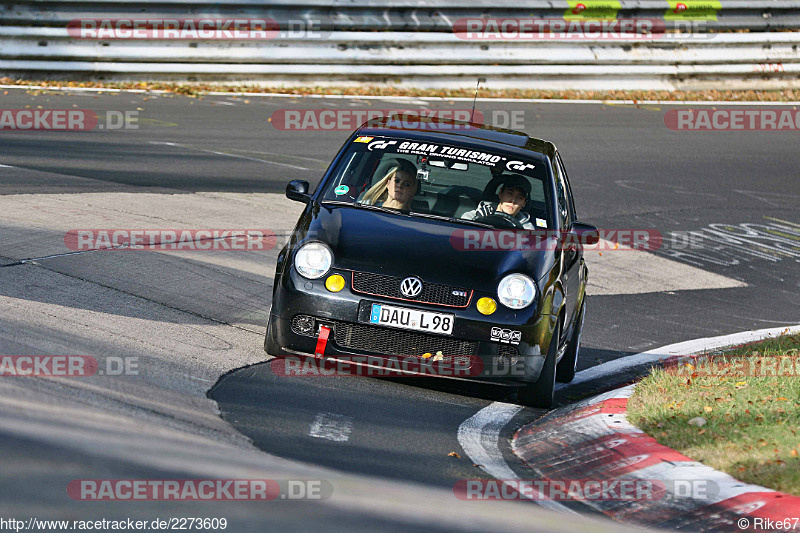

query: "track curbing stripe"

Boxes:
[459, 325, 800, 527]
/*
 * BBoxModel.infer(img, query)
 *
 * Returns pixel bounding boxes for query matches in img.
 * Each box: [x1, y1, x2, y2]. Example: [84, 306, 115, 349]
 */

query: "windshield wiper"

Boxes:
[322, 201, 494, 228]
[409, 212, 494, 229]
[321, 200, 406, 216]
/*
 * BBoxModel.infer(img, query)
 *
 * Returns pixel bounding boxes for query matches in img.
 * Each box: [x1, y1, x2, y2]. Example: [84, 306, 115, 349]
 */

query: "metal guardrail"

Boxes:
[2, 1, 800, 89]
[4, 1, 800, 31]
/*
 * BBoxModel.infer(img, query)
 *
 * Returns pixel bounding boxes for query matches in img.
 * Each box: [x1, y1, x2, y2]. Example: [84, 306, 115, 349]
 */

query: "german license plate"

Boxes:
[369, 304, 454, 335]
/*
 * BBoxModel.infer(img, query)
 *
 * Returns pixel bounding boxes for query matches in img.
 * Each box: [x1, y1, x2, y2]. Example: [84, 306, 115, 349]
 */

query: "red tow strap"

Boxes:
[315, 326, 331, 356]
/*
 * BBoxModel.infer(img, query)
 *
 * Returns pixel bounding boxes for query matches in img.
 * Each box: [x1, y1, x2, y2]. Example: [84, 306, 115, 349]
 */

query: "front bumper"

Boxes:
[267, 267, 557, 384]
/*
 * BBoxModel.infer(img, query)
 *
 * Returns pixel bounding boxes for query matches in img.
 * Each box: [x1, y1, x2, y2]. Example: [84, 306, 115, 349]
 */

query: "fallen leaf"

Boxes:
[704, 406, 713, 413]
[778, 397, 789, 401]
[448, 452, 461, 458]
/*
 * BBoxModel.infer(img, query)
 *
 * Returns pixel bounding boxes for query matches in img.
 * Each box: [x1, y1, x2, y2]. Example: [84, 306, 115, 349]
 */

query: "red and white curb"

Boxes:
[513, 385, 800, 531]
[458, 325, 800, 531]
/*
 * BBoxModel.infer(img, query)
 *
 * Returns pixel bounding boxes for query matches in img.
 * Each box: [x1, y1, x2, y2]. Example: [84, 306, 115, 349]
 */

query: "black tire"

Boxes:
[517, 320, 560, 409]
[556, 301, 585, 383]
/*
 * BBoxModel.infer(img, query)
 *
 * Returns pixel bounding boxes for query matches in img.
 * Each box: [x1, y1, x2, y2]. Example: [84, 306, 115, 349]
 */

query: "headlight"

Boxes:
[294, 242, 333, 279]
[497, 273, 537, 310]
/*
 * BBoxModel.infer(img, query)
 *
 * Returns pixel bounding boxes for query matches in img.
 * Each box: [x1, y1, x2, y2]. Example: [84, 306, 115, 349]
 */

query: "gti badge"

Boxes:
[400, 276, 423, 298]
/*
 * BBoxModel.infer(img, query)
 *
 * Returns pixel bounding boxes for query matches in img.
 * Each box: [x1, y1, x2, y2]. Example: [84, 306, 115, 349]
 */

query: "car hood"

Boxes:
[298, 204, 556, 292]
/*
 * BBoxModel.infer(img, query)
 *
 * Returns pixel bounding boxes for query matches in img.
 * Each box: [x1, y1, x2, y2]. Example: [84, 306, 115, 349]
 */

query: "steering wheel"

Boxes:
[474, 212, 524, 229]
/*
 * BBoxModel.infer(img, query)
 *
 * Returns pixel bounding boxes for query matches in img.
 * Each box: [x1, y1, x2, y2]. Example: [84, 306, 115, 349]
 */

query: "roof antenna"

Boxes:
[470, 78, 482, 123]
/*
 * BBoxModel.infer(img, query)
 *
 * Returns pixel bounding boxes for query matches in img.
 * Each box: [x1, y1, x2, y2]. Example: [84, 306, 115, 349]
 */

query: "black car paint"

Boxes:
[266, 119, 592, 397]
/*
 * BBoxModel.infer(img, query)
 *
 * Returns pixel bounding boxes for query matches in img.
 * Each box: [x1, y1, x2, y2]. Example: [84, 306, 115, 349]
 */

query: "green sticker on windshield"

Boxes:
[335, 185, 349, 195]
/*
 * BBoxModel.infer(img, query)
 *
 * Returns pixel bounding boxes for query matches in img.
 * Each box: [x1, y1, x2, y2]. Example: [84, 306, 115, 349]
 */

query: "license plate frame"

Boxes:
[368, 303, 455, 336]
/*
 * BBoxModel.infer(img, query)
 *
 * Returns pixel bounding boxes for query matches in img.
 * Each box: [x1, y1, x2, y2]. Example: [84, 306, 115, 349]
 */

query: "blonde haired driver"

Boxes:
[361, 159, 418, 210]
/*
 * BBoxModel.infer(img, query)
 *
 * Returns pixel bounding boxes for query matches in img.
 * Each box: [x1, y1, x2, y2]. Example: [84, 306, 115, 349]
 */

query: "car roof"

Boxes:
[356, 114, 556, 159]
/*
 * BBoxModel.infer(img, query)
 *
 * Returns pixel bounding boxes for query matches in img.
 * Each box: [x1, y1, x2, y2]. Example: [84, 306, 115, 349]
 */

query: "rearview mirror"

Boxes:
[286, 180, 311, 203]
[427, 158, 468, 171]
[571, 222, 600, 246]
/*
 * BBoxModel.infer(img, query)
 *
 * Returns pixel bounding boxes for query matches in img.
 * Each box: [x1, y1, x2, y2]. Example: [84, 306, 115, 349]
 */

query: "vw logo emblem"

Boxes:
[400, 276, 423, 298]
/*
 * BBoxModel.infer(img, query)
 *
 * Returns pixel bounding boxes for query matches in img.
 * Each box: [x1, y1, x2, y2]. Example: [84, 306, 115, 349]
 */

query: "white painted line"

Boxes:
[4, 85, 797, 106]
[558, 324, 800, 390]
[0, 164, 14, 168]
[309, 412, 354, 443]
[202, 92, 800, 107]
[0, 84, 169, 94]
[229, 148, 327, 164]
[457, 402, 578, 514]
[148, 141, 310, 171]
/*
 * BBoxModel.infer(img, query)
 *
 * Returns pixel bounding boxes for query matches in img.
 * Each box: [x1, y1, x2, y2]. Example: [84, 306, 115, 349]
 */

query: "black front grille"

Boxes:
[332, 321, 478, 357]
[351, 271, 472, 307]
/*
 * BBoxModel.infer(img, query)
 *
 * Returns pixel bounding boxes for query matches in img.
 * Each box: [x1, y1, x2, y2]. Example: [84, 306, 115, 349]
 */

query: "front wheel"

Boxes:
[556, 301, 585, 383]
[517, 320, 560, 409]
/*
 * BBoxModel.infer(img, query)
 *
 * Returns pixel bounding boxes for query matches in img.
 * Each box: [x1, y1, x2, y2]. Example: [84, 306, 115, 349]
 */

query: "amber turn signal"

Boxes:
[476, 297, 497, 315]
[325, 274, 346, 292]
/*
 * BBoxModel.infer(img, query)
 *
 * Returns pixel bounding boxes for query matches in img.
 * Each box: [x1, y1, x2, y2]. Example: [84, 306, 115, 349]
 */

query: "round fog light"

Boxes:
[325, 274, 346, 292]
[477, 297, 497, 315]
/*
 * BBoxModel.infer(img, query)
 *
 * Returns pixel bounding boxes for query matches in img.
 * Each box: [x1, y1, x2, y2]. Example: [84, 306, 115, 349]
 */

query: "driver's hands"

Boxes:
[475, 202, 495, 218]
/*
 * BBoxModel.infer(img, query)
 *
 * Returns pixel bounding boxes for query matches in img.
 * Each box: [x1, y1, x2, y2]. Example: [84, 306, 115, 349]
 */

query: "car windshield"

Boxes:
[318, 135, 553, 230]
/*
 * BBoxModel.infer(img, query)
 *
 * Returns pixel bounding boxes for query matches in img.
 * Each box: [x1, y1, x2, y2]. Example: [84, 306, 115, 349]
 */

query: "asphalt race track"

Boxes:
[1, 87, 798, 531]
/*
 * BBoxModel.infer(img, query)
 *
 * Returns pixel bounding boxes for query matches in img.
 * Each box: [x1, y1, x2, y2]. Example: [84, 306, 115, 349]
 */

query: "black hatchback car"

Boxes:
[265, 115, 598, 407]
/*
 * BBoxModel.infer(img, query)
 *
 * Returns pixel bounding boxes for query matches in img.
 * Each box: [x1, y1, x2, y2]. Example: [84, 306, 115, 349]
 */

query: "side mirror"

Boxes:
[571, 222, 600, 246]
[286, 180, 311, 203]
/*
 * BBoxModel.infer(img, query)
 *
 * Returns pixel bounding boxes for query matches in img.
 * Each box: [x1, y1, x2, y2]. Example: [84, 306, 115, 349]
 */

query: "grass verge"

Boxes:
[628, 330, 800, 495]
[2, 78, 800, 102]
